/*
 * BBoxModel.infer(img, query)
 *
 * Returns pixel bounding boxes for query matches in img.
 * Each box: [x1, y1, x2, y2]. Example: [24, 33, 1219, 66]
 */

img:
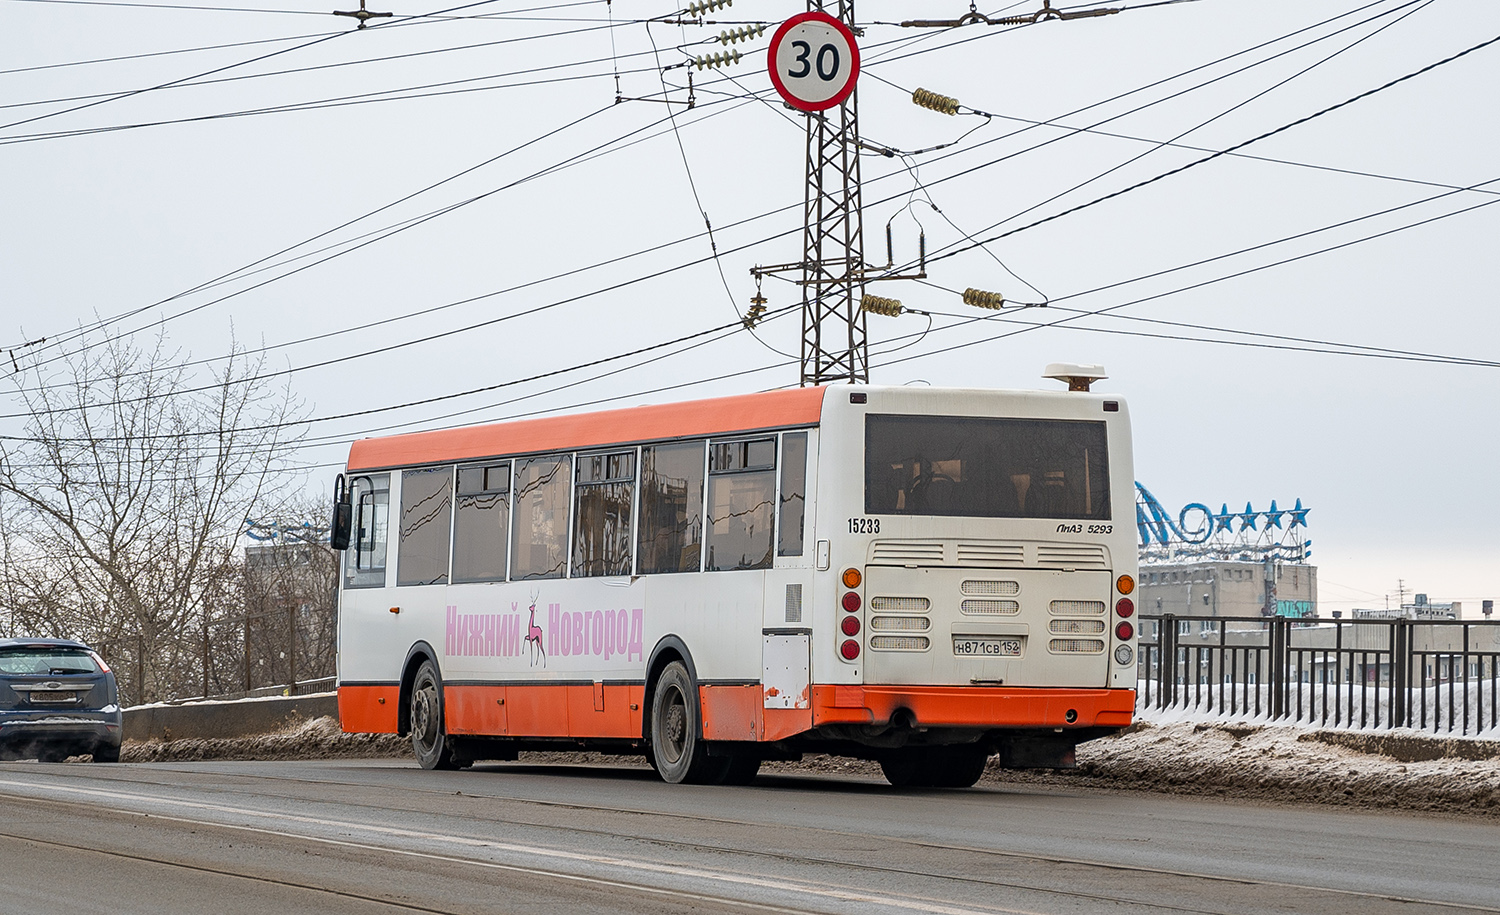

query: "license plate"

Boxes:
[29, 691, 77, 703]
[952, 637, 1023, 657]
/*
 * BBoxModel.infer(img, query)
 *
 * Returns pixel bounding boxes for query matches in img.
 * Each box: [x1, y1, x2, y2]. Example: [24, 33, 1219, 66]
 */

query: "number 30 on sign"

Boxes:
[768, 11, 861, 112]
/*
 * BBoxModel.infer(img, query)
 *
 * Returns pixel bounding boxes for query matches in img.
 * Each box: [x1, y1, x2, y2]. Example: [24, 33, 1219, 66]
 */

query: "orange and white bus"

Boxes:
[332, 370, 1138, 786]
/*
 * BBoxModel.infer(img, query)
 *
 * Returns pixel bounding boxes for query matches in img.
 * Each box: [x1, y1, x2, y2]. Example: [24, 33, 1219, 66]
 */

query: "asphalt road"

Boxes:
[0, 757, 1495, 915]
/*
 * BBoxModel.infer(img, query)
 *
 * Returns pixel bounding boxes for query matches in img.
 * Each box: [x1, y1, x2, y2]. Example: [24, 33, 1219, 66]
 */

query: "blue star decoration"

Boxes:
[1213, 503, 1235, 534]
[1264, 500, 1285, 529]
[1238, 502, 1258, 531]
[1289, 498, 1310, 529]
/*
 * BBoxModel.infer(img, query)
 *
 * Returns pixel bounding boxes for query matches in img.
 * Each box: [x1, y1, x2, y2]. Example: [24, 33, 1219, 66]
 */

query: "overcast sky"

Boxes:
[4, 0, 1497, 616]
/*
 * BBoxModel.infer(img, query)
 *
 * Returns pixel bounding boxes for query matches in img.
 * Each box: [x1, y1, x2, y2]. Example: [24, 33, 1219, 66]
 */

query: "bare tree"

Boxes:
[0, 330, 306, 703]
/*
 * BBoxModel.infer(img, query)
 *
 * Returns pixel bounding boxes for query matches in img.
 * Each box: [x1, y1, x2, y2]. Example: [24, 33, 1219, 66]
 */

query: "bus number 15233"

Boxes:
[848, 518, 880, 534]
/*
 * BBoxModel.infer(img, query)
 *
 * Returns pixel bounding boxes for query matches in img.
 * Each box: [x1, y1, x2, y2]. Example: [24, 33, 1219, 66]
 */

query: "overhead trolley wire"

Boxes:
[5, 0, 1470, 396]
[892, 26, 1500, 272]
[0, 16, 650, 118]
[4, 0, 1409, 354]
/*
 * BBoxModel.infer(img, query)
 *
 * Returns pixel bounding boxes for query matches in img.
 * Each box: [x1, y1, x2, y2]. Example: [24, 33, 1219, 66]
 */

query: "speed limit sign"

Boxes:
[768, 11, 861, 112]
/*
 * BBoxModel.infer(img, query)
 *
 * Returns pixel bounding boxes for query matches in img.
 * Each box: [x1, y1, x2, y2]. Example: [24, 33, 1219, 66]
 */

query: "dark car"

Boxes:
[0, 638, 122, 762]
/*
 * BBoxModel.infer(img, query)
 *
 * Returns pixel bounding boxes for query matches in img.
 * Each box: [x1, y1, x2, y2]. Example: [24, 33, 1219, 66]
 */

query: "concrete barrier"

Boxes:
[124, 693, 339, 742]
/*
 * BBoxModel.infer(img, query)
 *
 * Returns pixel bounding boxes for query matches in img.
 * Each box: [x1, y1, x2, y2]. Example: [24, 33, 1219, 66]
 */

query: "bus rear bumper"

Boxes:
[811, 685, 1135, 730]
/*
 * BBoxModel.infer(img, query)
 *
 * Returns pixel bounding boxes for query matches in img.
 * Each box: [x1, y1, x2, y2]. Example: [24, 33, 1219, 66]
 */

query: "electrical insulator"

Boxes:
[962, 287, 1006, 310]
[718, 24, 766, 45]
[687, 0, 731, 15]
[860, 294, 905, 317]
[911, 88, 960, 115]
[693, 49, 743, 70]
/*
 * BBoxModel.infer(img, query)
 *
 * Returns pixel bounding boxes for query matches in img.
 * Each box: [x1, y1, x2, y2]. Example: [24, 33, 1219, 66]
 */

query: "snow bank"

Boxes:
[1003, 720, 1500, 817]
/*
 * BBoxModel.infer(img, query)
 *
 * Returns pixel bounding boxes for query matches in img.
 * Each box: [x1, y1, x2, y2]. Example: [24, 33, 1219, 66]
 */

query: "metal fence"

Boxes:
[1139, 614, 1500, 735]
[97, 605, 336, 708]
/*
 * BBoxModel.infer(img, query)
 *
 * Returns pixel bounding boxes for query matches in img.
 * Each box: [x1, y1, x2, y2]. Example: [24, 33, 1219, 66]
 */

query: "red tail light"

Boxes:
[841, 615, 861, 636]
[90, 652, 111, 673]
[1115, 597, 1135, 618]
[1115, 621, 1135, 641]
[840, 639, 861, 660]
[842, 591, 861, 612]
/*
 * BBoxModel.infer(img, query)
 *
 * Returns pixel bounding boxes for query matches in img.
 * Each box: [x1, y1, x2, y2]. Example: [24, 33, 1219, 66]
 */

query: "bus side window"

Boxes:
[512, 455, 571, 580]
[778, 432, 807, 557]
[345, 474, 389, 589]
[573, 450, 635, 577]
[706, 438, 776, 572]
[454, 462, 509, 583]
[637, 441, 705, 574]
[398, 467, 453, 586]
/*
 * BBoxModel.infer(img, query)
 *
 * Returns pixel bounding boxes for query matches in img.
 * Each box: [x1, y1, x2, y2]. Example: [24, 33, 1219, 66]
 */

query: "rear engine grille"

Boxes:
[1049, 638, 1105, 654]
[956, 542, 1025, 567]
[870, 596, 931, 612]
[961, 579, 1020, 596]
[1050, 619, 1106, 635]
[869, 635, 931, 651]
[960, 599, 1020, 616]
[1036, 544, 1109, 569]
[870, 616, 931, 631]
[870, 541, 946, 565]
[1049, 599, 1106, 616]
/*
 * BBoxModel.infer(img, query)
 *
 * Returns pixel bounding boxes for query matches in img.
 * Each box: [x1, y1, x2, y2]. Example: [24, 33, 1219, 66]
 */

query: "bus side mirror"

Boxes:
[330, 474, 353, 551]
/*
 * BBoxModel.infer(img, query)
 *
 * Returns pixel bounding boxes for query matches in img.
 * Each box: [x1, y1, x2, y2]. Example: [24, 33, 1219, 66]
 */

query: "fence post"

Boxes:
[1270, 615, 1287, 720]
[288, 603, 298, 693]
[202, 605, 210, 700]
[1386, 621, 1398, 726]
[135, 634, 145, 707]
[244, 615, 252, 693]
[1162, 614, 1177, 707]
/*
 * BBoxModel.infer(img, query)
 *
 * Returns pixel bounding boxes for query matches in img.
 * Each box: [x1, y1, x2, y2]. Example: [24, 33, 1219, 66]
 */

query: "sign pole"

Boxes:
[759, 5, 867, 386]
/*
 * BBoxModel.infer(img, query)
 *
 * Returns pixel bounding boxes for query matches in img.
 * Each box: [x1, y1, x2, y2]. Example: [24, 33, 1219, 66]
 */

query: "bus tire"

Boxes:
[879, 751, 925, 788]
[649, 661, 717, 784]
[718, 753, 761, 786]
[929, 746, 989, 789]
[410, 659, 463, 771]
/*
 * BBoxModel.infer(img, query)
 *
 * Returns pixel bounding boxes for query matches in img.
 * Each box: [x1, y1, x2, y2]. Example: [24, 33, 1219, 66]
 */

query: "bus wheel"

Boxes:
[410, 659, 463, 771]
[929, 746, 989, 788]
[719, 754, 761, 786]
[879, 752, 925, 788]
[649, 661, 716, 784]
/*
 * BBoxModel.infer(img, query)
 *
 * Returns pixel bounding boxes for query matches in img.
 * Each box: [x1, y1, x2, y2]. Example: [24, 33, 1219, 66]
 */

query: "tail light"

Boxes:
[1115, 621, 1135, 641]
[90, 651, 111, 673]
[1115, 573, 1135, 595]
[1115, 597, 1134, 618]
[842, 591, 861, 612]
[840, 639, 861, 660]
[842, 568, 862, 588]
[841, 615, 861, 636]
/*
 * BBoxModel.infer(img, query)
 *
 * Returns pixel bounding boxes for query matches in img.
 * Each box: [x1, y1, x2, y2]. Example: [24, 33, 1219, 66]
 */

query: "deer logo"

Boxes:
[525, 589, 547, 668]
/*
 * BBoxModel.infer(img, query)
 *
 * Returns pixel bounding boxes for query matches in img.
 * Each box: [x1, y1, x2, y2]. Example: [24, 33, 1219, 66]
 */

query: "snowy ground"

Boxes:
[114, 713, 1500, 818]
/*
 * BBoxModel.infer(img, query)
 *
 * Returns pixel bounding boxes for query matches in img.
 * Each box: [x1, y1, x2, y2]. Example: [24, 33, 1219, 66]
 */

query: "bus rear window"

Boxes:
[866, 415, 1109, 520]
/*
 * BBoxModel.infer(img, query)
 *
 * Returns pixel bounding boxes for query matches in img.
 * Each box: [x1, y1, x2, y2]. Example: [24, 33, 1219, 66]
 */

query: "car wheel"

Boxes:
[92, 743, 121, 764]
[648, 661, 719, 784]
[410, 659, 465, 771]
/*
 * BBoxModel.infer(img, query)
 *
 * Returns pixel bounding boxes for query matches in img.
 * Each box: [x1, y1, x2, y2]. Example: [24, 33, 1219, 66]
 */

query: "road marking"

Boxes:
[0, 777, 1047, 915]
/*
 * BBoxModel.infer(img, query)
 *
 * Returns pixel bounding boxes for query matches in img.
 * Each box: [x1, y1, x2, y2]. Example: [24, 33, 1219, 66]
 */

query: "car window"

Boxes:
[0, 647, 100, 676]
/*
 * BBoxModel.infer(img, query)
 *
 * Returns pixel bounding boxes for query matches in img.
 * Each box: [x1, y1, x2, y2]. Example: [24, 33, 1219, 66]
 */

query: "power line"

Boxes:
[915, 28, 1500, 270]
[7, 0, 1404, 357]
